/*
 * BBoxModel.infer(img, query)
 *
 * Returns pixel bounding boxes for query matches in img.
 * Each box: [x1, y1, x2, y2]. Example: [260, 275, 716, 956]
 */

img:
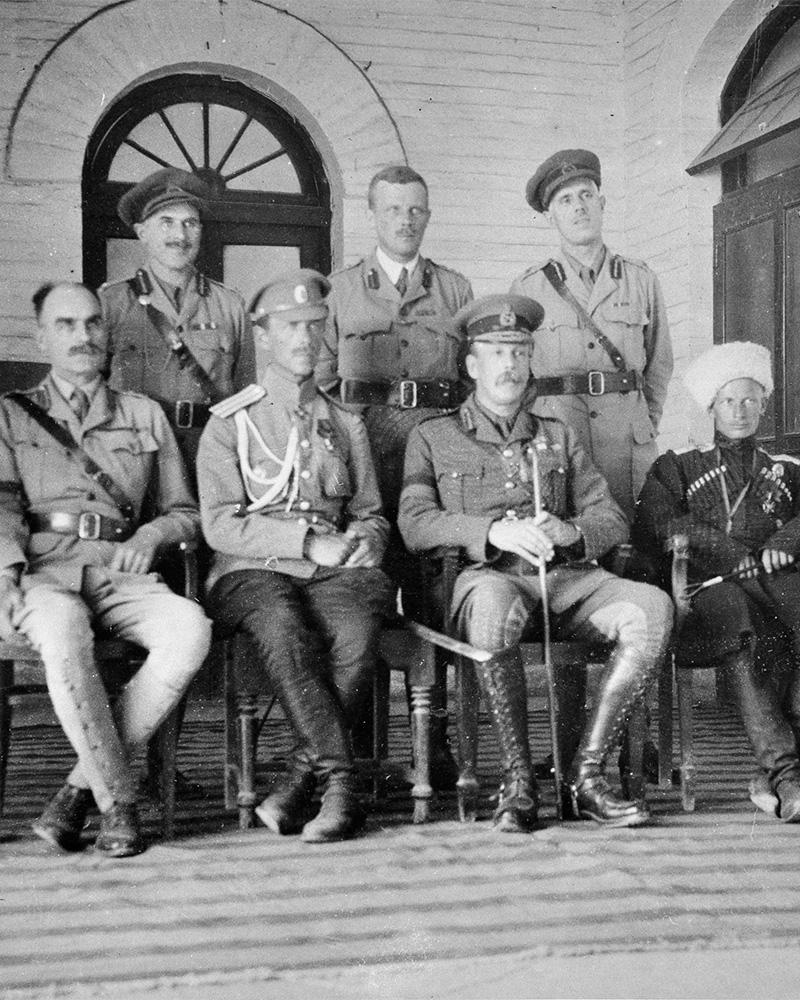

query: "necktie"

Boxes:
[395, 267, 408, 298]
[173, 286, 183, 313]
[71, 388, 89, 423]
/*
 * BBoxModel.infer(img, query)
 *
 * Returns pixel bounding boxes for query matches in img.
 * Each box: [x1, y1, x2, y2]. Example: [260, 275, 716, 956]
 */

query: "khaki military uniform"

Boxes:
[100, 263, 255, 472]
[511, 248, 673, 520]
[316, 251, 473, 524]
[0, 375, 210, 812]
[399, 397, 670, 662]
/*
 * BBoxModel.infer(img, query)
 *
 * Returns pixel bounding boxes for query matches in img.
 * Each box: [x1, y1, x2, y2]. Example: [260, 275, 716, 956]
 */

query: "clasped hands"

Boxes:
[487, 512, 581, 568]
[304, 525, 382, 568]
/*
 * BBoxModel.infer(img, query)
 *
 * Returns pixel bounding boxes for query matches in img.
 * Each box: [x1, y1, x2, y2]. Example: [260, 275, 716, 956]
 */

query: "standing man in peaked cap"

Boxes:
[100, 167, 255, 480]
[510, 149, 673, 522]
[198, 269, 393, 843]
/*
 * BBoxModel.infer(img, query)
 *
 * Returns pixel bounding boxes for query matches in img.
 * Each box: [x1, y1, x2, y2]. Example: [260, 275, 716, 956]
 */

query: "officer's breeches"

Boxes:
[17, 569, 211, 812]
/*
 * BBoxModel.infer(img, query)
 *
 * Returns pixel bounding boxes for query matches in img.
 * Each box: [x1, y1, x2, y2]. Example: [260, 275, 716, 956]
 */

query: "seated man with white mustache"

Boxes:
[399, 294, 672, 832]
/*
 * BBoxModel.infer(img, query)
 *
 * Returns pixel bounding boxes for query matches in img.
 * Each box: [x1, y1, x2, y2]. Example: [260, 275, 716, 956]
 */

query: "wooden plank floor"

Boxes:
[3, 695, 800, 997]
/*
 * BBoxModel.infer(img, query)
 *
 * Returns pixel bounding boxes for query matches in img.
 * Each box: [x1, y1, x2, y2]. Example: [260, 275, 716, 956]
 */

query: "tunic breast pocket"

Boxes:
[12, 438, 50, 499]
[190, 330, 229, 380]
[598, 302, 649, 366]
[321, 454, 353, 498]
[110, 341, 144, 386]
[437, 468, 486, 514]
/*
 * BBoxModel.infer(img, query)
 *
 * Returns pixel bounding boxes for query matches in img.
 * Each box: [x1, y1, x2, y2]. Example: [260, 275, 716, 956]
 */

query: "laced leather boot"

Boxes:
[723, 646, 800, 823]
[301, 771, 365, 843]
[95, 801, 145, 857]
[569, 644, 657, 827]
[255, 753, 316, 835]
[475, 647, 539, 834]
[32, 784, 94, 853]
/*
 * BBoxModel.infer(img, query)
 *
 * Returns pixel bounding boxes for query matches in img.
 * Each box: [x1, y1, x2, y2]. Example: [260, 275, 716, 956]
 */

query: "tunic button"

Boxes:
[401, 340, 409, 348]
[300, 469, 311, 479]
[451, 471, 459, 478]
[588, 342, 595, 349]
[590, 411, 598, 418]
[300, 439, 310, 449]
[505, 481, 514, 489]
[401, 369, 410, 378]
[298, 518, 308, 526]
[502, 449, 513, 458]
[176, 326, 183, 334]
[299, 500, 310, 511]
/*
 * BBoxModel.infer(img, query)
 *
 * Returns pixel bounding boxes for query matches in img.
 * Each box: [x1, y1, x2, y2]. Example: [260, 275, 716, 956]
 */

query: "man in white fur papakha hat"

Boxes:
[633, 340, 800, 822]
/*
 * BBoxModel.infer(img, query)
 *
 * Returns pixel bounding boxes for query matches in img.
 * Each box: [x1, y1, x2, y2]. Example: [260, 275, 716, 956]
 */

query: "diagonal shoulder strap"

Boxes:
[542, 260, 627, 373]
[6, 393, 136, 522]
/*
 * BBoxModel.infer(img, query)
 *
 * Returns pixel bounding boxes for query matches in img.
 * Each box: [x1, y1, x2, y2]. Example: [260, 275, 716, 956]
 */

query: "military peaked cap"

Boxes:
[118, 168, 210, 228]
[525, 149, 601, 213]
[251, 269, 331, 324]
[456, 294, 544, 344]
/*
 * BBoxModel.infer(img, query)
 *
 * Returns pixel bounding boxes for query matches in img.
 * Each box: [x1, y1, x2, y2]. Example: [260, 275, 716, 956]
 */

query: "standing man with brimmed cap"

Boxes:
[100, 167, 255, 479]
[634, 341, 800, 823]
[198, 269, 393, 843]
[510, 149, 673, 522]
[399, 294, 672, 832]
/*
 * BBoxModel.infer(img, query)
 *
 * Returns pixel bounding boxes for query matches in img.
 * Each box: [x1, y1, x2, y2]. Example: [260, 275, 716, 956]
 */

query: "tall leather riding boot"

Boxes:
[474, 647, 538, 833]
[569, 644, 657, 827]
[723, 646, 800, 822]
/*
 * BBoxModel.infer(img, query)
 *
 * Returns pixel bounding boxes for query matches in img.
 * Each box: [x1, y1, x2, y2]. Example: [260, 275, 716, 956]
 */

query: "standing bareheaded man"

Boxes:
[399, 294, 672, 832]
[198, 269, 394, 843]
[0, 283, 211, 857]
[511, 149, 673, 520]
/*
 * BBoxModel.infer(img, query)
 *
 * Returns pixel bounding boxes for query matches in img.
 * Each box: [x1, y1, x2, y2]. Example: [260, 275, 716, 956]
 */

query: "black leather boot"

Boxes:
[32, 784, 94, 853]
[301, 771, 366, 843]
[255, 753, 317, 835]
[723, 646, 800, 822]
[475, 648, 539, 834]
[569, 644, 658, 827]
[95, 802, 145, 857]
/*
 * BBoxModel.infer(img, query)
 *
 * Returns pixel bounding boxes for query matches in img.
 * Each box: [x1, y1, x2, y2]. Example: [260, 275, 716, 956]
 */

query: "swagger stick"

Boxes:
[529, 445, 564, 819]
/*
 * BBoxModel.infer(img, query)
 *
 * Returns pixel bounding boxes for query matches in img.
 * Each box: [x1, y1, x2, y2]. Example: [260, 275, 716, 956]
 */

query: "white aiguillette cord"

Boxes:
[234, 410, 300, 511]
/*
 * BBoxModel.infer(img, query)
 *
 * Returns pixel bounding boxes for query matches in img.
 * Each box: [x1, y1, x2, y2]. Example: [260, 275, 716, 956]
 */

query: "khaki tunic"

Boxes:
[100, 264, 255, 469]
[398, 396, 628, 615]
[510, 248, 673, 520]
[316, 249, 473, 388]
[0, 374, 200, 592]
[198, 365, 389, 591]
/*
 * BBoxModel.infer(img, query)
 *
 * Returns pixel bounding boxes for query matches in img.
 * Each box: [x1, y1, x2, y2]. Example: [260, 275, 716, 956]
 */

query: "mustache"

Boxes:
[68, 345, 103, 356]
[497, 372, 523, 385]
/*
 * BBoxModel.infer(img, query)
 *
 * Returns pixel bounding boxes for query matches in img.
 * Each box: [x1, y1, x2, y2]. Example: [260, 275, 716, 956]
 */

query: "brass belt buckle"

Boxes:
[175, 400, 194, 428]
[399, 380, 418, 408]
[587, 371, 605, 396]
[78, 512, 102, 540]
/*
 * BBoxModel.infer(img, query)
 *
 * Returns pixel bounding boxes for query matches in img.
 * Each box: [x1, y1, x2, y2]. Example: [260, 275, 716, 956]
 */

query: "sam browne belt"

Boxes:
[29, 511, 135, 542]
[340, 378, 457, 409]
[535, 370, 644, 397]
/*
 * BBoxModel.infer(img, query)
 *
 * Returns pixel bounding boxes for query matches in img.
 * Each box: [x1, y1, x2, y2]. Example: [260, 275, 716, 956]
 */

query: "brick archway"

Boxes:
[6, 0, 405, 265]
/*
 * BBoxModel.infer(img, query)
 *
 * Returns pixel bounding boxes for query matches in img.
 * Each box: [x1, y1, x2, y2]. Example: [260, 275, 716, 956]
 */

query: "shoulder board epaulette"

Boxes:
[423, 259, 469, 282]
[196, 272, 241, 296]
[98, 276, 131, 293]
[3, 385, 47, 405]
[610, 251, 650, 271]
[673, 444, 704, 455]
[209, 384, 266, 419]
[761, 450, 800, 466]
[516, 260, 549, 282]
[329, 259, 365, 281]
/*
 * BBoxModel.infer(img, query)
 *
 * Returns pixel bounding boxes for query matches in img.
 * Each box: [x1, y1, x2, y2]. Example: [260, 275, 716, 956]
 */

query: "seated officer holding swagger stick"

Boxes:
[399, 295, 672, 831]
[634, 342, 800, 822]
[0, 283, 211, 856]
[198, 270, 393, 843]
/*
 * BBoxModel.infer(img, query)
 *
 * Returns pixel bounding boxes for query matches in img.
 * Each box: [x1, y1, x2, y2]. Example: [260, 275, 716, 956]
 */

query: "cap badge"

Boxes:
[558, 162, 577, 178]
[499, 306, 516, 328]
[294, 284, 309, 304]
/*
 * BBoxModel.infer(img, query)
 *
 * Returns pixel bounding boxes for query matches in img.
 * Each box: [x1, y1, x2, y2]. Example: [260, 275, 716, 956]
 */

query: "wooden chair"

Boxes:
[222, 618, 442, 827]
[431, 548, 671, 822]
[0, 542, 198, 840]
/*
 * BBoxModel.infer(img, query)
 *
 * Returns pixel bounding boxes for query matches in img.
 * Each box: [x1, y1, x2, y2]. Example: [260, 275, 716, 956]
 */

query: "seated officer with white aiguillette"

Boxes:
[0, 283, 211, 857]
[198, 270, 393, 844]
[399, 295, 672, 832]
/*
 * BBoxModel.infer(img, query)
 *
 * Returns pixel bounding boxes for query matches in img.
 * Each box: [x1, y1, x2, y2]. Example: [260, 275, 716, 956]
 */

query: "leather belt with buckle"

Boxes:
[535, 370, 644, 397]
[166, 401, 211, 429]
[340, 379, 457, 409]
[29, 512, 134, 542]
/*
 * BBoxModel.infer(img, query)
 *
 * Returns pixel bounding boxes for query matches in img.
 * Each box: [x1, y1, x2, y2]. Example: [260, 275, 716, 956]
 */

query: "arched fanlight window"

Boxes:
[82, 73, 331, 303]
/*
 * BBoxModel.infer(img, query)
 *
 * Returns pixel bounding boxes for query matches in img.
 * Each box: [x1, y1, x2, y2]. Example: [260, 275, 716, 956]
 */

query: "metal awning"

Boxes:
[687, 64, 800, 175]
